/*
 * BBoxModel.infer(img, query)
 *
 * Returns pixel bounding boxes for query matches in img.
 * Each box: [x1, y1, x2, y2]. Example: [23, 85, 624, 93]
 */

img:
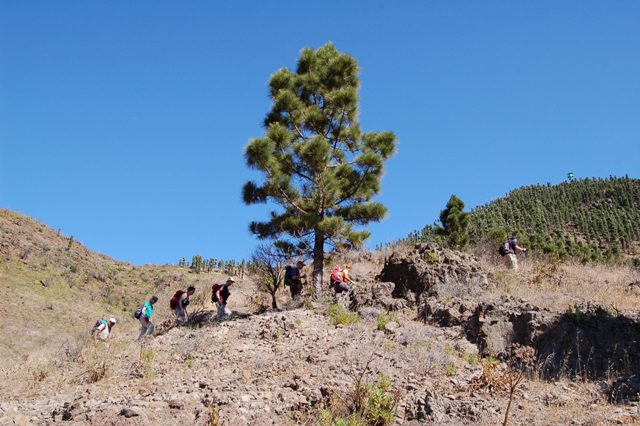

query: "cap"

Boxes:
[227, 277, 236, 283]
[108, 318, 117, 324]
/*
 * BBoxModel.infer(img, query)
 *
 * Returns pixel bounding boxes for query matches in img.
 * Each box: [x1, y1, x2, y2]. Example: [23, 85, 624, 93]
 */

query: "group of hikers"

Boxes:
[92, 262, 358, 341]
[91, 243, 526, 341]
[91, 277, 237, 341]
[283, 261, 355, 301]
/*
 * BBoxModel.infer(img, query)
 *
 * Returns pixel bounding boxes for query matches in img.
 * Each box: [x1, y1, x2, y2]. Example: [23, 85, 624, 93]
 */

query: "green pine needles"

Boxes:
[438, 194, 469, 250]
[243, 43, 397, 294]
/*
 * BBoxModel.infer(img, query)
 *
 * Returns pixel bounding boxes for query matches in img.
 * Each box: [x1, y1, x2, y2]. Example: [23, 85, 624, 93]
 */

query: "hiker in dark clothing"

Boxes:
[212, 278, 235, 320]
[284, 261, 305, 301]
[502, 237, 527, 270]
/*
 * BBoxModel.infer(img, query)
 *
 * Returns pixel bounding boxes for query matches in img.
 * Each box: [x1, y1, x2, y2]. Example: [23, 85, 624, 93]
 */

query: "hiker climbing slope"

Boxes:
[170, 286, 195, 325]
[284, 261, 305, 302]
[91, 318, 116, 341]
[136, 295, 158, 339]
[330, 264, 353, 295]
[212, 277, 235, 320]
[499, 237, 527, 270]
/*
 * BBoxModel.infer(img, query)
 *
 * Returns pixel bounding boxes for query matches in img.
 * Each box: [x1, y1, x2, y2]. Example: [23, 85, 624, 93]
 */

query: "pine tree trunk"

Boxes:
[312, 230, 324, 298]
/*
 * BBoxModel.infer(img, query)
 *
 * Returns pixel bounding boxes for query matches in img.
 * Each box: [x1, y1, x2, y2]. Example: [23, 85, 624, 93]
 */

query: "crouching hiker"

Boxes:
[92, 318, 116, 341]
[170, 286, 195, 325]
[135, 295, 158, 339]
[330, 264, 354, 295]
[211, 277, 234, 320]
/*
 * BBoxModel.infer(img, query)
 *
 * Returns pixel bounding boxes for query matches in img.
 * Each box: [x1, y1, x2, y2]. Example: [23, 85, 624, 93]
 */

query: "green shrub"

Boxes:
[425, 251, 440, 263]
[318, 373, 398, 426]
[327, 304, 360, 326]
[445, 363, 457, 376]
[465, 353, 479, 365]
[377, 312, 398, 331]
[377, 313, 389, 331]
[363, 374, 397, 425]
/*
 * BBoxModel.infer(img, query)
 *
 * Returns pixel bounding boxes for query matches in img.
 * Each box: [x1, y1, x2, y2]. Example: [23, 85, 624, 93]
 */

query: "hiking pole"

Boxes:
[520, 251, 526, 270]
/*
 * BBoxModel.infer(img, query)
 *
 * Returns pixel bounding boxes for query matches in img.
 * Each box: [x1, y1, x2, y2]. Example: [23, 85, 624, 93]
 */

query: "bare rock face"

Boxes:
[420, 297, 476, 327]
[532, 306, 640, 380]
[377, 243, 489, 303]
[350, 281, 407, 311]
[462, 297, 640, 381]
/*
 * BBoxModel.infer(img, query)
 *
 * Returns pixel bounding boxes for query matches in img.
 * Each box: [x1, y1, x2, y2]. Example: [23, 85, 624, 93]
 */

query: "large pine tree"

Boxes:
[243, 43, 396, 295]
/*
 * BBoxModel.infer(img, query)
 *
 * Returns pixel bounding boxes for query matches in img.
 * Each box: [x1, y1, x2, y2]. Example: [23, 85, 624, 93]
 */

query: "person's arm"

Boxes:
[515, 245, 527, 252]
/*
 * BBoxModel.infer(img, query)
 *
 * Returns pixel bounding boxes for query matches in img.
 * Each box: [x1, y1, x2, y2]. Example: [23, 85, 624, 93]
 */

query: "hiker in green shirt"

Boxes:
[138, 295, 158, 339]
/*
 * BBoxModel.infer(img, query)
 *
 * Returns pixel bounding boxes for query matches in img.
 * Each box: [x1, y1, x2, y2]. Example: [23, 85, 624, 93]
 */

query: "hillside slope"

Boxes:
[409, 176, 640, 261]
[1, 210, 639, 424]
[0, 209, 235, 363]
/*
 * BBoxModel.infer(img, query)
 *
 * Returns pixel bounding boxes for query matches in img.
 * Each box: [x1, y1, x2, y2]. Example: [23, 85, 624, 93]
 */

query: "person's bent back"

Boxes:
[92, 318, 116, 341]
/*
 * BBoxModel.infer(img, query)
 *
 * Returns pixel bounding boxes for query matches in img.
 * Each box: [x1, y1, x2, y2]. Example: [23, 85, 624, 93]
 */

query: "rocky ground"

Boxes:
[1, 242, 639, 425]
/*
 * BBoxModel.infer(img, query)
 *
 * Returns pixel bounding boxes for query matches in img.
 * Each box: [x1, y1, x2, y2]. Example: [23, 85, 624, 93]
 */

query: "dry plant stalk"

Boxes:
[502, 366, 524, 426]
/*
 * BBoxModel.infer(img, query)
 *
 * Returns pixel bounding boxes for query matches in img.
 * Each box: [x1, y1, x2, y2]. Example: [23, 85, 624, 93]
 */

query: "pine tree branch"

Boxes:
[336, 166, 372, 206]
[294, 124, 308, 141]
[265, 171, 308, 215]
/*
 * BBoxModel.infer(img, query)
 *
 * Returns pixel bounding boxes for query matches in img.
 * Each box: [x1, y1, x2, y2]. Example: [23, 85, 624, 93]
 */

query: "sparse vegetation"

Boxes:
[376, 312, 397, 331]
[1, 199, 639, 425]
[445, 363, 457, 376]
[251, 243, 287, 310]
[327, 304, 361, 326]
[319, 372, 398, 426]
[141, 347, 155, 379]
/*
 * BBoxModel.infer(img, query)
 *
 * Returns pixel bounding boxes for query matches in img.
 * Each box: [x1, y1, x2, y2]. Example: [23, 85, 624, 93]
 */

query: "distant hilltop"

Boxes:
[407, 176, 640, 262]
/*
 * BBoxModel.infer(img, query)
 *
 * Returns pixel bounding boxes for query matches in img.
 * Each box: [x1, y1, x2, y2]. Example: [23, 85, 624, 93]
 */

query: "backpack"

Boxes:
[134, 306, 143, 319]
[330, 267, 342, 284]
[92, 319, 106, 331]
[284, 266, 293, 286]
[211, 283, 221, 303]
[498, 240, 512, 256]
[169, 290, 185, 310]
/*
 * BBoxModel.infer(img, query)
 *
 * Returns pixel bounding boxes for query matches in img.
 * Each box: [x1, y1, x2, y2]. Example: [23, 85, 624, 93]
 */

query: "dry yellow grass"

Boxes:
[485, 257, 640, 312]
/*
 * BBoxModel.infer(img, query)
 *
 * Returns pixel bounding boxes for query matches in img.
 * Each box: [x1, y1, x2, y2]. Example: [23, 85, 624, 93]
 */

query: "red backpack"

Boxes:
[211, 284, 221, 303]
[169, 290, 185, 309]
[330, 267, 342, 284]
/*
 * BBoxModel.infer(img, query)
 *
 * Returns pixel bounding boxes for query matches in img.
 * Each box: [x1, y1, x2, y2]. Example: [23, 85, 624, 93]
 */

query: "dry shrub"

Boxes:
[206, 404, 221, 426]
[77, 344, 111, 383]
[30, 361, 53, 383]
[470, 357, 512, 394]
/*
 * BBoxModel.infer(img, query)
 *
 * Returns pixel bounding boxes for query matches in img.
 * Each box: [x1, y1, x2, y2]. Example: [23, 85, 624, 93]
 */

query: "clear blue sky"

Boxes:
[1, 1, 639, 265]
